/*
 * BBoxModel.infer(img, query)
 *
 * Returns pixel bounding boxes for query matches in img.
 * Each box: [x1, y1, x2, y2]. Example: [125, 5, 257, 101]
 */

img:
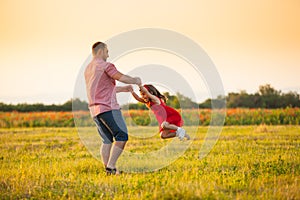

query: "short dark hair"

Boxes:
[92, 42, 106, 56]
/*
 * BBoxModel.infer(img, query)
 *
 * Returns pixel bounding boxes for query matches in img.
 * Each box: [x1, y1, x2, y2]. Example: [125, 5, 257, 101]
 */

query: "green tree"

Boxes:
[71, 98, 89, 111]
[172, 92, 198, 109]
[259, 84, 281, 108]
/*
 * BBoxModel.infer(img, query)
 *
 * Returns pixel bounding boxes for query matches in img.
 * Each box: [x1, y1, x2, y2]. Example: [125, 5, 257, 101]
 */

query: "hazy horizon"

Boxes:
[1, 83, 299, 106]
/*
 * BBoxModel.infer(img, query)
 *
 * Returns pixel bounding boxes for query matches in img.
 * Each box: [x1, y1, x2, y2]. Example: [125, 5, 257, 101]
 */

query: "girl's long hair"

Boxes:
[143, 84, 167, 102]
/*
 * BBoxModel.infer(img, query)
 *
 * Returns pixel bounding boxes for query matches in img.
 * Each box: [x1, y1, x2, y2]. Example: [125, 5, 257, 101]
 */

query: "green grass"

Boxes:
[0, 126, 299, 199]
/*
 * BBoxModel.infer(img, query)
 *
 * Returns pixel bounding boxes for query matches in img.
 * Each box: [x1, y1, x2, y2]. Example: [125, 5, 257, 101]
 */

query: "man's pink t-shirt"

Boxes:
[84, 58, 120, 117]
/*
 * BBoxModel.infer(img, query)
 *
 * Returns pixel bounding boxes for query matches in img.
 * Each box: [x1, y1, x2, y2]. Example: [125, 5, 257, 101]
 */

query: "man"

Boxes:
[84, 42, 141, 175]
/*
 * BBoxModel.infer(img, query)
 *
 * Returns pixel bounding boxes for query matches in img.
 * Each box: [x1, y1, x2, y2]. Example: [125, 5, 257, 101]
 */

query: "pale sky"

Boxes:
[1, 0, 299, 104]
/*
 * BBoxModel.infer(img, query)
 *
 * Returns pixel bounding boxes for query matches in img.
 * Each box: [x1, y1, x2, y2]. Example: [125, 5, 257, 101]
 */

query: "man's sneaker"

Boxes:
[105, 167, 123, 175]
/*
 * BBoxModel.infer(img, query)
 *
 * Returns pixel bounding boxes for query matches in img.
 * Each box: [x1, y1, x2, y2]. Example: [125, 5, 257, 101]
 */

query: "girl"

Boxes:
[131, 84, 190, 140]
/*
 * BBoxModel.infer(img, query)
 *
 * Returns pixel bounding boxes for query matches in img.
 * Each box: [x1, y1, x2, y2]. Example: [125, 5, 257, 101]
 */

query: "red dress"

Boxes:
[147, 99, 184, 132]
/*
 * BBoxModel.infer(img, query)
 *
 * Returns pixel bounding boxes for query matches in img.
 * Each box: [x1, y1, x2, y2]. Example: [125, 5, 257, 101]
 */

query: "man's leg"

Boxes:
[101, 143, 112, 168]
[106, 141, 127, 170]
[98, 110, 128, 174]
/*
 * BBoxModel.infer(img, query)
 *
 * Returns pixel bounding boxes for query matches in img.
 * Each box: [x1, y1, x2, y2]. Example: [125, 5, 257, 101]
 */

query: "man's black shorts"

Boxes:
[93, 110, 128, 144]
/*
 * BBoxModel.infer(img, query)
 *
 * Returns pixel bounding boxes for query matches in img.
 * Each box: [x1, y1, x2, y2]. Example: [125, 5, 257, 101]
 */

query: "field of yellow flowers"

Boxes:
[0, 125, 299, 199]
[0, 108, 299, 199]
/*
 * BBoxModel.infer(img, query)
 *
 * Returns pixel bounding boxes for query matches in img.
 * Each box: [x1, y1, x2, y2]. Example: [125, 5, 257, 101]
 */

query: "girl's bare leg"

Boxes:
[160, 121, 190, 140]
[160, 122, 178, 139]
[160, 129, 177, 139]
[161, 121, 178, 130]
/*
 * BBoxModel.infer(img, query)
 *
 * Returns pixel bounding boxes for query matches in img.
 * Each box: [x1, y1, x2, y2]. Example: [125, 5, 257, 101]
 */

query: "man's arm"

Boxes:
[112, 72, 141, 86]
[115, 85, 133, 93]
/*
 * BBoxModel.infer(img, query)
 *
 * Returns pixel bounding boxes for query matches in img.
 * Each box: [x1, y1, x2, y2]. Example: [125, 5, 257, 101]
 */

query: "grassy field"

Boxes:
[0, 126, 299, 199]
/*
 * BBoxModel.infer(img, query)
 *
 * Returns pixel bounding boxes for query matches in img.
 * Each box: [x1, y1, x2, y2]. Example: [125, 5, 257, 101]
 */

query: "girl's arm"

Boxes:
[131, 91, 146, 103]
[139, 86, 160, 104]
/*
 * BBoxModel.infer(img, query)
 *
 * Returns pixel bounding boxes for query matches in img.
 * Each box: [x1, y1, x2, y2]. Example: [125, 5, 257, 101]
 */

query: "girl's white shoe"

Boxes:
[176, 128, 190, 140]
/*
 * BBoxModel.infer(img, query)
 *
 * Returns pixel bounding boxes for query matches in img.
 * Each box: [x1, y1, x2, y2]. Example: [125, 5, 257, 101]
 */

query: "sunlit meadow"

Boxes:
[0, 125, 299, 199]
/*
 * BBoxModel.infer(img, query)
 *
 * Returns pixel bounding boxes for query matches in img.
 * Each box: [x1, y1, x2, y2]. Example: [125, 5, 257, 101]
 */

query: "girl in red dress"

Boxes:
[131, 84, 190, 140]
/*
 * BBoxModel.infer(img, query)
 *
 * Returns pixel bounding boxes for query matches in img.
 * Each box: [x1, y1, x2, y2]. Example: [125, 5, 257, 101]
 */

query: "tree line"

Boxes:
[123, 84, 300, 109]
[225, 84, 300, 108]
[0, 99, 88, 112]
[0, 84, 299, 112]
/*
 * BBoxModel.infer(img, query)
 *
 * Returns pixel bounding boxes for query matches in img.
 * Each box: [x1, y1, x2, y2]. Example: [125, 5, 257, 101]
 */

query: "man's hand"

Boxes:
[124, 85, 133, 92]
[134, 77, 142, 86]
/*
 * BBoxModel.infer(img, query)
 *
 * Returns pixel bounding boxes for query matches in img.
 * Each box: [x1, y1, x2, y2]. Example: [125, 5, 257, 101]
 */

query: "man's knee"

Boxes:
[115, 140, 127, 148]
